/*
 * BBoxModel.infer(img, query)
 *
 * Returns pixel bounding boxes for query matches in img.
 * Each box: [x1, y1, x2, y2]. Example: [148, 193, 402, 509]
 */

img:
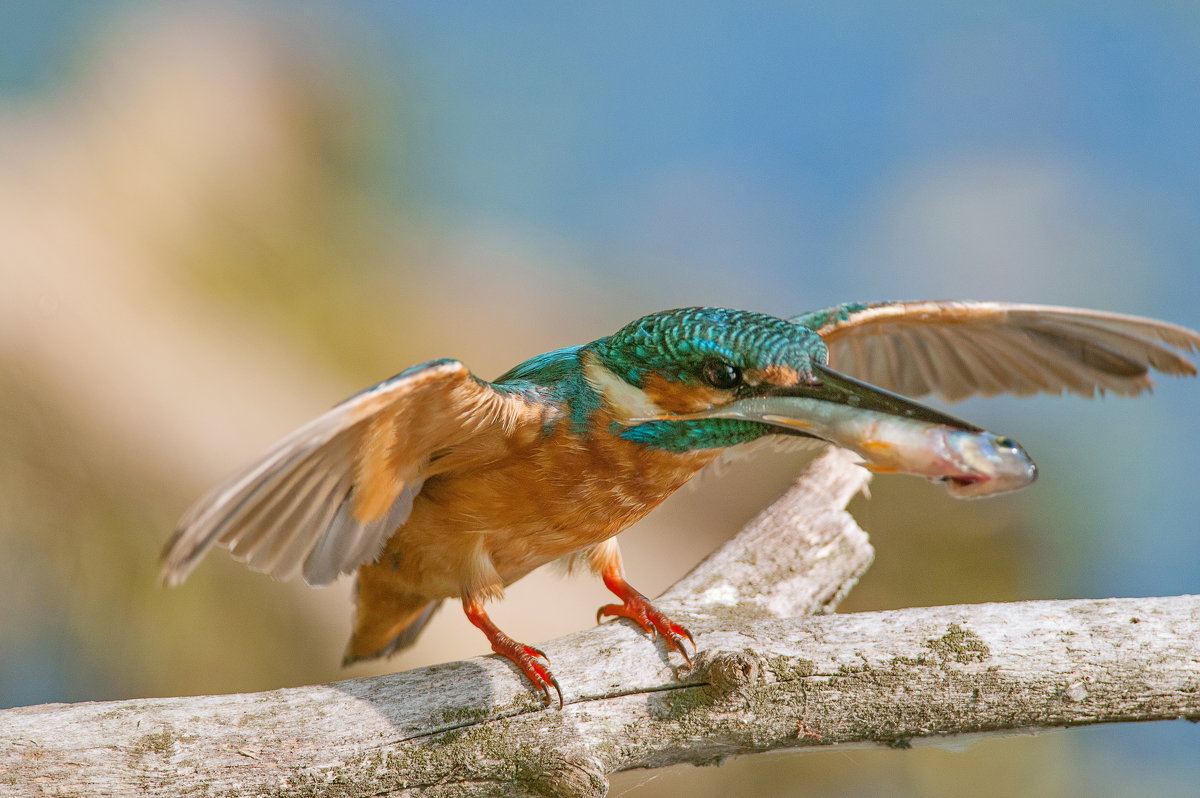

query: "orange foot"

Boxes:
[597, 572, 695, 663]
[463, 599, 562, 709]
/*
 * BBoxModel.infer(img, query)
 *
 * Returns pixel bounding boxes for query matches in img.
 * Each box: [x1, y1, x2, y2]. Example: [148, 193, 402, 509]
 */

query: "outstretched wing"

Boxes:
[794, 301, 1200, 401]
[161, 359, 539, 587]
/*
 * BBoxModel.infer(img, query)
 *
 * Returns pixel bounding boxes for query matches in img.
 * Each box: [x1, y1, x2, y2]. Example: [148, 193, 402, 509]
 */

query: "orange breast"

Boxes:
[364, 405, 716, 600]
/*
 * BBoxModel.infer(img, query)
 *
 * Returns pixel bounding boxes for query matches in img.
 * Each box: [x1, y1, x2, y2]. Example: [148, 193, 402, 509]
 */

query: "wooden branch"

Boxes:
[3, 450, 1197, 798]
[4, 596, 1198, 797]
[659, 445, 873, 619]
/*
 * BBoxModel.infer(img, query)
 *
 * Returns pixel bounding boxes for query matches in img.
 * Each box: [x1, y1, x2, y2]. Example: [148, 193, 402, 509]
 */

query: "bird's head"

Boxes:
[583, 306, 985, 455]
[585, 306, 821, 425]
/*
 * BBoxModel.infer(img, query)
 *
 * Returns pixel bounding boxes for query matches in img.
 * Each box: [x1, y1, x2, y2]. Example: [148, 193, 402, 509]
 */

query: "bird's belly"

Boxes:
[369, 440, 717, 598]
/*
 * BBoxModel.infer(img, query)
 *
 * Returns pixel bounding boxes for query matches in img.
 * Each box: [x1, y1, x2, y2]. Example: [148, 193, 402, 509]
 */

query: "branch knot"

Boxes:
[703, 650, 761, 696]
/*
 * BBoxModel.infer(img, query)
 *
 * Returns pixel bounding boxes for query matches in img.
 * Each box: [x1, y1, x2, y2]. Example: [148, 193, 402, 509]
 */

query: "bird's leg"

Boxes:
[462, 597, 563, 709]
[590, 539, 695, 662]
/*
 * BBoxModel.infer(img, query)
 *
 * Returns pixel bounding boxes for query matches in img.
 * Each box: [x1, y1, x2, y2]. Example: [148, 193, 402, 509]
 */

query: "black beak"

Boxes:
[758, 363, 983, 432]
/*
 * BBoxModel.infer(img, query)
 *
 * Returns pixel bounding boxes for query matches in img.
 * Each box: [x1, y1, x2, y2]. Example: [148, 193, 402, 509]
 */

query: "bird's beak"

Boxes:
[641, 364, 1037, 498]
[719, 363, 984, 432]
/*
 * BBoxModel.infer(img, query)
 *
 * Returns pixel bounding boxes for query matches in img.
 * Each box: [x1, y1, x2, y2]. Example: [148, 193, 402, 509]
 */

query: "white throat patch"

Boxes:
[581, 353, 663, 422]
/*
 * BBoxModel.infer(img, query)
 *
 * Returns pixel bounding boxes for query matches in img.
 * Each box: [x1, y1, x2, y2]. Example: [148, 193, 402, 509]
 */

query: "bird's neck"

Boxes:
[615, 417, 776, 453]
[496, 346, 779, 451]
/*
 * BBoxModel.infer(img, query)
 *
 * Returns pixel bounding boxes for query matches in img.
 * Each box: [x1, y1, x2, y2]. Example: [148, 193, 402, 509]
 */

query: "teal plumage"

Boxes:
[596, 306, 827, 386]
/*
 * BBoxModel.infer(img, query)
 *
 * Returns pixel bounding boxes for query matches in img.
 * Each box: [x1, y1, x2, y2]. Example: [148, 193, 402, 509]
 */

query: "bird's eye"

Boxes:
[701, 360, 742, 390]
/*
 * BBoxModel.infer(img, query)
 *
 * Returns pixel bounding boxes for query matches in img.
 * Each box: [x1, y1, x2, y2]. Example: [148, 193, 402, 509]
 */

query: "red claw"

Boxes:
[463, 599, 563, 709]
[597, 572, 696, 663]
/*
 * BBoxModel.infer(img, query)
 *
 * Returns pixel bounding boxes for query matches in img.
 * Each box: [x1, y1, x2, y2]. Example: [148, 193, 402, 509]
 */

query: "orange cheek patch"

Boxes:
[641, 373, 728, 414]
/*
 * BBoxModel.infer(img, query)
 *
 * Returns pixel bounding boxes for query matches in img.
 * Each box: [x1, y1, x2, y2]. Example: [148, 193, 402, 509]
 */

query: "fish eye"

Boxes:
[995, 437, 1019, 450]
[701, 359, 742, 390]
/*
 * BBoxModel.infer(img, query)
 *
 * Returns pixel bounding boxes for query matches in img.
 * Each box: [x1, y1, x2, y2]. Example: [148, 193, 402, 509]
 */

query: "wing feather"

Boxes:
[161, 359, 536, 587]
[916, 324, 979, 398]
[895, 327, 937, 397]
[799, 301, 1200, 401]
[976, 330, 1053, 395]
[220, 442, 344, 553]
[228, 455, 340, 570]
[953, 333, 1013, 396]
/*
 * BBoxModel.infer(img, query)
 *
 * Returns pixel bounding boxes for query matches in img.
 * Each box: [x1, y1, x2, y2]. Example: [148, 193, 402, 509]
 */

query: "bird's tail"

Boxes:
[343, 592, 444, 665]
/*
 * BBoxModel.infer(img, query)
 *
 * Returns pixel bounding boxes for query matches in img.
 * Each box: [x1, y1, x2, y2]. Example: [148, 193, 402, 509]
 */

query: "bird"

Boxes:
[160, 301, 1200, 707]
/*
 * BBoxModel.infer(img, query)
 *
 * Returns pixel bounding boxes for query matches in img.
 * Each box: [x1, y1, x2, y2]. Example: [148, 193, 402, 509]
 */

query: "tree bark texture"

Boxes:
[2, 449, 1197, 797]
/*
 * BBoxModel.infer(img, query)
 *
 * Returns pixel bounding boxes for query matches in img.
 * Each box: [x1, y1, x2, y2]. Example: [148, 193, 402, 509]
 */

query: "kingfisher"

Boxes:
[161, 301, 1200, 706]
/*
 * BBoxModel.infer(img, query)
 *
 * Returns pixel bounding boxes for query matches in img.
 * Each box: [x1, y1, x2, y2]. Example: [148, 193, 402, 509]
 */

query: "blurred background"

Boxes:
[1, 2, 1198, 796]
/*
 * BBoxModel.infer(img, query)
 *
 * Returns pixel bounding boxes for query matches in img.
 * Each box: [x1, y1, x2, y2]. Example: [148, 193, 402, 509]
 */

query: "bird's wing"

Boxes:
[161, 359, 541, 587]
[793, 301, 1200, 401]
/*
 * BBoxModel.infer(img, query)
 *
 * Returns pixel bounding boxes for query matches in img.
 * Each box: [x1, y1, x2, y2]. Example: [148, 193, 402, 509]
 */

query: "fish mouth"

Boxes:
[938, 456, 1038, 498]
[941, 475, 984, 496]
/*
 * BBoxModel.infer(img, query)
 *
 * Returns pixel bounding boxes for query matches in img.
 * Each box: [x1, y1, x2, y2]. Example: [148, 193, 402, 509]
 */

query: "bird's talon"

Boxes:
[596, 588, 696, 664]
[515, 653, 563, 710]
[465, 601, 563, 709]
[680, 626, 697, 650]
[547, 674, 564, 710]
[675, 625, 697, 656]
[527, 660, 563, 709]
[524, 644, 551, 664]
[668, 629, 695, 664]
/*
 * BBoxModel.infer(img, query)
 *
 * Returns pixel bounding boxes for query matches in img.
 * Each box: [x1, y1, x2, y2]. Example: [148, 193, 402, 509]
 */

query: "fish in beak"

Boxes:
[668, 364, 1037, 499]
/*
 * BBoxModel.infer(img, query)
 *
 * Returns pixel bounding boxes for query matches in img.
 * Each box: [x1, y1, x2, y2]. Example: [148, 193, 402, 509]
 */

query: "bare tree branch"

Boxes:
[3, 449, 1197, 798]
[660, 446, 873, 619]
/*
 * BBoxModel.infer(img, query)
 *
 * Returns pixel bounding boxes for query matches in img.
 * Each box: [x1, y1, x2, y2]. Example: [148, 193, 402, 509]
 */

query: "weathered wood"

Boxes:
[3, 596, 1198, 798]
[3, 450, 1197, 797]
[660, 445, 873, 619]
